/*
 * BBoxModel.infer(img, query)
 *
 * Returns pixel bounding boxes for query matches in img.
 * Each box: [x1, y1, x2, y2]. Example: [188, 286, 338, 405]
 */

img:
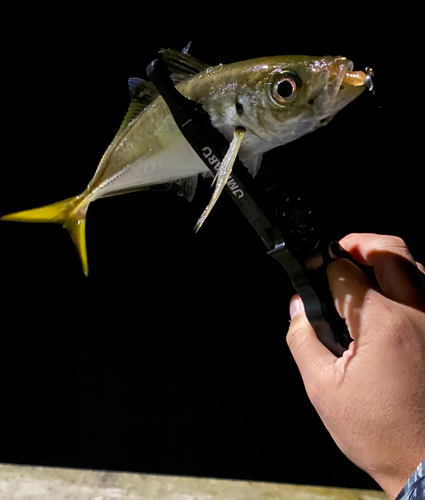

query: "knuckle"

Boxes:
[383, 235, 407, 248]
[373, 235, 415, 264]
[378, 235, 409, 254]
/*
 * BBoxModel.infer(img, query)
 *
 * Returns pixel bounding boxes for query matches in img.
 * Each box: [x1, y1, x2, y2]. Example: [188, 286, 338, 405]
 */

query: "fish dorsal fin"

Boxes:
[87, 78, 160, 189]
[116, 77, 160, 134]
[159, 48, 211, 83]
[128, 77, 159, 105]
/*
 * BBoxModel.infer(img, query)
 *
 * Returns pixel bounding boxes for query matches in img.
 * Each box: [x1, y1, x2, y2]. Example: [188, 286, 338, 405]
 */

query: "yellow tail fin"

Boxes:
[1, 196, 90, 276]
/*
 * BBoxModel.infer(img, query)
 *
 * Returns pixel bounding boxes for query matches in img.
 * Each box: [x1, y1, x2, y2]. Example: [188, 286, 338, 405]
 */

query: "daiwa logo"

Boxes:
[201, 147, 244, 199]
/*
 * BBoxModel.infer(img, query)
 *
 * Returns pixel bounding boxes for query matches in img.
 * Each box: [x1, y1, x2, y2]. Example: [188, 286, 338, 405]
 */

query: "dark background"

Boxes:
[0, 3, 421, 492]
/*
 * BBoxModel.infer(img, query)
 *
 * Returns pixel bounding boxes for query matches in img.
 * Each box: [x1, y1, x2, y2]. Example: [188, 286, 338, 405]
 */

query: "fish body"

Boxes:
[178, 55, 364, 165]
[1, 49, 368, 275]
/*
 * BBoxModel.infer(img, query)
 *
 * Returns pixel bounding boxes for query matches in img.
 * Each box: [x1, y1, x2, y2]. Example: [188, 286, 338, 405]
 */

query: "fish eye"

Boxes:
[271, 71, 302, 106]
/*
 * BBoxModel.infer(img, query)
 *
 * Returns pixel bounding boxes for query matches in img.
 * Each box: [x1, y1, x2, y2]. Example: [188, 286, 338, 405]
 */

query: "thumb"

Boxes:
[287, 295, 336, 387]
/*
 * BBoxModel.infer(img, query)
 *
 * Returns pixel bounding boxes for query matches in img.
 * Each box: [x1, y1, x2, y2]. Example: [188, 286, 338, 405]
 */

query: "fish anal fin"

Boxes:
[1, 196, 90, 276]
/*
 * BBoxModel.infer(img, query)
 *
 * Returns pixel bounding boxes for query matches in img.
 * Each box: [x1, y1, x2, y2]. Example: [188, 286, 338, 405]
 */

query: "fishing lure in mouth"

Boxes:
[1, 48, 371, 276]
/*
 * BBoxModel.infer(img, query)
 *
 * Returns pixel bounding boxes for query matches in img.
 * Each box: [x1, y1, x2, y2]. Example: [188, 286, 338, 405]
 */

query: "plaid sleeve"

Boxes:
[395, 459, 425, 500]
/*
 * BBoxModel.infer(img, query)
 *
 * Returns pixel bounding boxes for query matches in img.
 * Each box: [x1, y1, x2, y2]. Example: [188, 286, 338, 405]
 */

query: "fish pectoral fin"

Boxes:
[194, 127, 245, 232]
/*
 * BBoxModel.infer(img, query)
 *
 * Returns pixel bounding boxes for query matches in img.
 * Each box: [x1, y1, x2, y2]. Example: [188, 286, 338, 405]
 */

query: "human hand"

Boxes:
[286, 234, 425, 499]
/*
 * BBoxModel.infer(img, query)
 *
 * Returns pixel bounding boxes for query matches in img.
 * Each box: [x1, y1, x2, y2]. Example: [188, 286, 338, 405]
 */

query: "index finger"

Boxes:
[339, 233, 425, 310]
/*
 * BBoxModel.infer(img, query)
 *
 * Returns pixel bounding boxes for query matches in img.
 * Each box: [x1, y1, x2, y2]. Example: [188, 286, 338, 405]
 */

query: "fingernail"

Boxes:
[290, 297, 301, 319]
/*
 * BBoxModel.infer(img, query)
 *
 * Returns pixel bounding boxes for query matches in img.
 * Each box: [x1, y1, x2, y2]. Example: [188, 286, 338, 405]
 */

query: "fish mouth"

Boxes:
[326, 58, 368, 109]
[330, 58, 368, 88]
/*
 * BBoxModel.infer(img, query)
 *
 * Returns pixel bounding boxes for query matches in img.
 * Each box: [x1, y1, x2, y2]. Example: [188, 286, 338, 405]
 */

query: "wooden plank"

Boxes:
[0, 463, 388, 499]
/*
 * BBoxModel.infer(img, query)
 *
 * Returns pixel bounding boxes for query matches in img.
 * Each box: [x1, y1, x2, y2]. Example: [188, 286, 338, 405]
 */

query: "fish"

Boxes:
[1, 48, 369, 276]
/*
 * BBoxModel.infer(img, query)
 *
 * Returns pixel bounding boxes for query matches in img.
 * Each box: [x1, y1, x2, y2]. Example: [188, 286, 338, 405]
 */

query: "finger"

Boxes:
[327, 257, 379, 341]
[287, 295, 336, 391]
[339, 233, 425, 310]
[339, 233, 417, 267]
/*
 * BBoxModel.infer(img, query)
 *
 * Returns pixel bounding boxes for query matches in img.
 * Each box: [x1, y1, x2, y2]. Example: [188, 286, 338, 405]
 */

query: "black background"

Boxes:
[0, 3, 422, 492]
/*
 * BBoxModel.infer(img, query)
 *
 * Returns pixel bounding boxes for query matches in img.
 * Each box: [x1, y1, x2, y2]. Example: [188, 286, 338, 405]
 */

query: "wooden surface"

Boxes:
[0, 463, 388, 499]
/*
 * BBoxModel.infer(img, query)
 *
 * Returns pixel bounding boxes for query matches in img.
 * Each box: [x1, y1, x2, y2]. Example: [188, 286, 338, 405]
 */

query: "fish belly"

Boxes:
[90, 108, 209, 201]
